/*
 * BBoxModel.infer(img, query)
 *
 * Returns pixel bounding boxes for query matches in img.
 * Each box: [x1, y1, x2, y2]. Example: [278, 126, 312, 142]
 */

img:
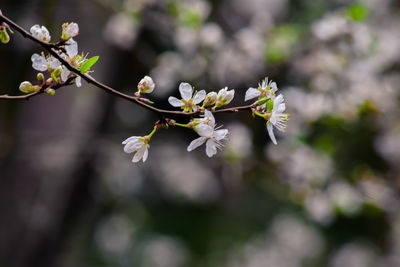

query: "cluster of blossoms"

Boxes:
[167, 83, 234, 112]
[0, 15, 288, 164]
[17, 22, 98, 96]
[245, 78, 290, 145]
[122, 76, 288, 163]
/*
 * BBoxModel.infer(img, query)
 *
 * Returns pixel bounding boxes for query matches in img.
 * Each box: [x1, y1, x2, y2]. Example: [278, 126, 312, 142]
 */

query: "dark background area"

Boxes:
[1, 0, 400, 266]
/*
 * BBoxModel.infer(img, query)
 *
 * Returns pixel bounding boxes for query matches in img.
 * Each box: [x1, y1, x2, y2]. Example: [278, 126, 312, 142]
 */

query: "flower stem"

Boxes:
[254, 111, 265, 118]
[173, 122, 189, 128]
[147, 126, 157, 139]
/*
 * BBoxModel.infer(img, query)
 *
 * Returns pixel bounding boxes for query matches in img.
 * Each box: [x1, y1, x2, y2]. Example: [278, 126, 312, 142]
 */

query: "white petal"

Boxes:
[193, 90, 206, 104]
[196, 124, 214, 137]
[245, 87, 260, 101]
[61, 67, 70, 82]
[31, 54, 48, 71]
[142, 147, 149, 162]
[270, 82, 278, 93]
[277, 103, 286, 113]
[225, 89, 235, 103]
[214, 129, 228, 141]
[168, 96, 184, 107]
[269, 112, 277, 125]
[267, 122, 277, 145]
[274, 94, 284, 105]
[217, 87, 226, 99]
[48, 57, 61, 69]
[65, 38, 78, 57]
[179, 82, 193, 101]
[122, 136, 140, 144]
[30, 25, 40, 35]
[123, 139, 143, 153]
[205, 139, 217, 157]
[76, 76, 82, 87]
[132, 146, 146, 162]
[187, 136, 207, 151]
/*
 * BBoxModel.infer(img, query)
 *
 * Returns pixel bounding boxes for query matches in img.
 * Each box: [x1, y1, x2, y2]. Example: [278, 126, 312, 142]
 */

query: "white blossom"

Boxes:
[62, 22, 79, 39]
[267, 94, 289, 145]
[30, 24, 51, 42]
[245, 78, 278, 101]
[122, 136, 149, 162]
[138, 76, 155, 93]
[31, 53, 60, 72]
[168, 82, 206, 112]
[65, 38, 78, 58]
[60, 39, 82, 87]
[203, 91, 217, 106]
[188, 110, 229, 157]
[216, 87, 234, 106]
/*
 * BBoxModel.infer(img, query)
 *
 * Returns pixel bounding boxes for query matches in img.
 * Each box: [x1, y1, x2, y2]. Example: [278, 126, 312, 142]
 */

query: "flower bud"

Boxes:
[37, 73, 45, 83]
[203, 91, 217, 106]
[19, 81, 33, 93]
[53, 66, 62, 77]
[215, 87, 235, 107]
[45, 88, 55, 96]
[0, 28, 10, 44]
[137, 75, 155, 94]
[46, 77, 53, 85]
[62, 22, 79, 40]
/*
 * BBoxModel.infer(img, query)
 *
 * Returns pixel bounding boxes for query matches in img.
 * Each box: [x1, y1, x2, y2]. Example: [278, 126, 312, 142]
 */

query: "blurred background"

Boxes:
[1, 0, 400, 266]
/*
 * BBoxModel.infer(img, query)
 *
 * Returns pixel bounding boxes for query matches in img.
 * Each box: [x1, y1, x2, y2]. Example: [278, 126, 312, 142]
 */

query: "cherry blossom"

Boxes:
[62, 22, 79, 40]
[168, 82, 206, 112]
[188, 110, 229, 157]
[30, 24, 51, 42]
[267, 94, 289, 145]
[122, 136, 149, 162]
[245, 77, 277, 102]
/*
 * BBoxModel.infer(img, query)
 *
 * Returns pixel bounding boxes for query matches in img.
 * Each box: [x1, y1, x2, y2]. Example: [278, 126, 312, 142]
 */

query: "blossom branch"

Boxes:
[0, 10, 255, 118]
[0, 9, 290, 161]
[0, 76, 75, 100]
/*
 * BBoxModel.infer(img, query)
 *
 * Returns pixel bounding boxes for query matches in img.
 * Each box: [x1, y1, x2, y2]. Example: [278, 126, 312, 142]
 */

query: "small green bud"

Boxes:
[266, 99, 274, 112]
[51, 71, 60, 84]
[0, 29, 10, 44]
[19, 81, 33, 93]
[37, 73, 45, 83]
[45, 88, 55, 96]
[46, 77, 53, 85]
[203, 92, 217, 106]
[53, 66, 62, 77]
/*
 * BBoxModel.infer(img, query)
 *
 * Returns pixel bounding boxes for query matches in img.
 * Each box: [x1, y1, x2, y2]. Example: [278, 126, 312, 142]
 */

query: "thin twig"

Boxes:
[0, 76, 75, 100]
[0, 11, 255, 117]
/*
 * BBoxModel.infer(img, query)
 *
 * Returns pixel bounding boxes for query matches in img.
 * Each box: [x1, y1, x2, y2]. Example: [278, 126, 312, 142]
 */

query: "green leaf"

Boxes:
[347, 3, 369, 22]
[51, 71, 59, 84]
[80, 56, 99, 73]
[264, 24, 302, 64]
